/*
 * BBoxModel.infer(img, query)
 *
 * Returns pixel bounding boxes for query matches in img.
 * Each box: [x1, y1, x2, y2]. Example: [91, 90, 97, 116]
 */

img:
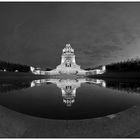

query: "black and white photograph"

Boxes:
[0, 1, 140, 138]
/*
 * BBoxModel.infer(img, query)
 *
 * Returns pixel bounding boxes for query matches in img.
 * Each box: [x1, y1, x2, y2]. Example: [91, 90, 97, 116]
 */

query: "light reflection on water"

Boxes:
[0, 78, 139, 119]
[30, 78, 106, 107]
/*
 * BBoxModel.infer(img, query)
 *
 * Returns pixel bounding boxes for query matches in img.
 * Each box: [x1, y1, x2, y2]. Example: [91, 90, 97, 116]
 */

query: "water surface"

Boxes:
[0, 78, 139, 120]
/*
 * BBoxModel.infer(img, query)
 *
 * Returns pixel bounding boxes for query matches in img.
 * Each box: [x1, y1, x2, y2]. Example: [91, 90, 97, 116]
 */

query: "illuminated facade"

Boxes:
[30, 44, 106, 76]
[30, 66, 47, 75]
[86, 66, 106, 76]
[48, 44, 87, 75]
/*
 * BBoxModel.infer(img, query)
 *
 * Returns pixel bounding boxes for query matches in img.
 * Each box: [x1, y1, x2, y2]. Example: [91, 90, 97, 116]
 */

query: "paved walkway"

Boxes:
[0, 105, 140, 137]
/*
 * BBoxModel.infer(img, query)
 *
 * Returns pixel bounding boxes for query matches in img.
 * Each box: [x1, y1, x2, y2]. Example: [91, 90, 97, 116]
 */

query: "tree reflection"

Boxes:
[0, 80, 31, 93]
[105, 79, 140, 93]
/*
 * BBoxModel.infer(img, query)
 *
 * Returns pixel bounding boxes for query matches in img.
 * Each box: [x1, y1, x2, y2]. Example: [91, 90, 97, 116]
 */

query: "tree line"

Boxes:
[0, 60, 30, 72]
[85, 58, 140, 73]
[106, 58, 140, 72]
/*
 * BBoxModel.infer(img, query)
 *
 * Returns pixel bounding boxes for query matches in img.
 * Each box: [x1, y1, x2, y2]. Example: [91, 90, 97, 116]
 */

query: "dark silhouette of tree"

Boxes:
[85, 58, 140, 73]
[106, 58, 140, 72]
[0, 60, 30, 72]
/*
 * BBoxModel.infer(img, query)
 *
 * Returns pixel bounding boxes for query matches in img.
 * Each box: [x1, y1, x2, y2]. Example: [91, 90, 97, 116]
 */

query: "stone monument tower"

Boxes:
[49, 44, 87, 75]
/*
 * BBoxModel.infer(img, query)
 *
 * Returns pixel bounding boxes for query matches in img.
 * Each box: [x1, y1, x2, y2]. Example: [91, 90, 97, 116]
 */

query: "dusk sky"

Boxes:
[1, 2, 140, 68]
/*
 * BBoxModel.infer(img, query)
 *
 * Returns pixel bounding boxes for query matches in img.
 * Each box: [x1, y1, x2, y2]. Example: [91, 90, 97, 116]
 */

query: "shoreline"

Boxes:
[0, 71, 48, 81]
[87, 72, 140, 79]
[2, 71, 140, 81]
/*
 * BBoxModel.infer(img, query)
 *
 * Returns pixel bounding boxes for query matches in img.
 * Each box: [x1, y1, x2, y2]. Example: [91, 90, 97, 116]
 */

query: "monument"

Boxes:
[48, 44, 87, 75]
[30, 43, 106, 76]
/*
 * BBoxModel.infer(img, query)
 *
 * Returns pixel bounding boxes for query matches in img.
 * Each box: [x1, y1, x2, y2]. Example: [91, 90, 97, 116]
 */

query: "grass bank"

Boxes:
[87, 72, 140, 79]
[0, 71, 48, 80]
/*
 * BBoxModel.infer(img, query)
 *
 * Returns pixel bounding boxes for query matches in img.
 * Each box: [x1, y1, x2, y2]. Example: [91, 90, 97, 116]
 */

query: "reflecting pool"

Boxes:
[0, 78, 139, 120]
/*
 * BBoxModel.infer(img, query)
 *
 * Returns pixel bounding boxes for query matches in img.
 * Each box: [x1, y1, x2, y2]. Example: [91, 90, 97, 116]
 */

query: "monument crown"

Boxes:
[63, 44, 74, 54]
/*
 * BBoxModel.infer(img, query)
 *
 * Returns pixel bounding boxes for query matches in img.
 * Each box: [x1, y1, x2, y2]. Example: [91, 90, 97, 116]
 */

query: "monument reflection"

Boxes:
[31, 78, 106, 107]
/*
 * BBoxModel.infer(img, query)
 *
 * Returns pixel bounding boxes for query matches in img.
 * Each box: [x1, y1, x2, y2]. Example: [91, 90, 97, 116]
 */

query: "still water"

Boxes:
[0, 78, 140, 120]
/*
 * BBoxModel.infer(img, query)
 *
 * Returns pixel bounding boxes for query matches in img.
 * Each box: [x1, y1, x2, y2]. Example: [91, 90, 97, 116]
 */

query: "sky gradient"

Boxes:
[0, 2, 140, 69]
